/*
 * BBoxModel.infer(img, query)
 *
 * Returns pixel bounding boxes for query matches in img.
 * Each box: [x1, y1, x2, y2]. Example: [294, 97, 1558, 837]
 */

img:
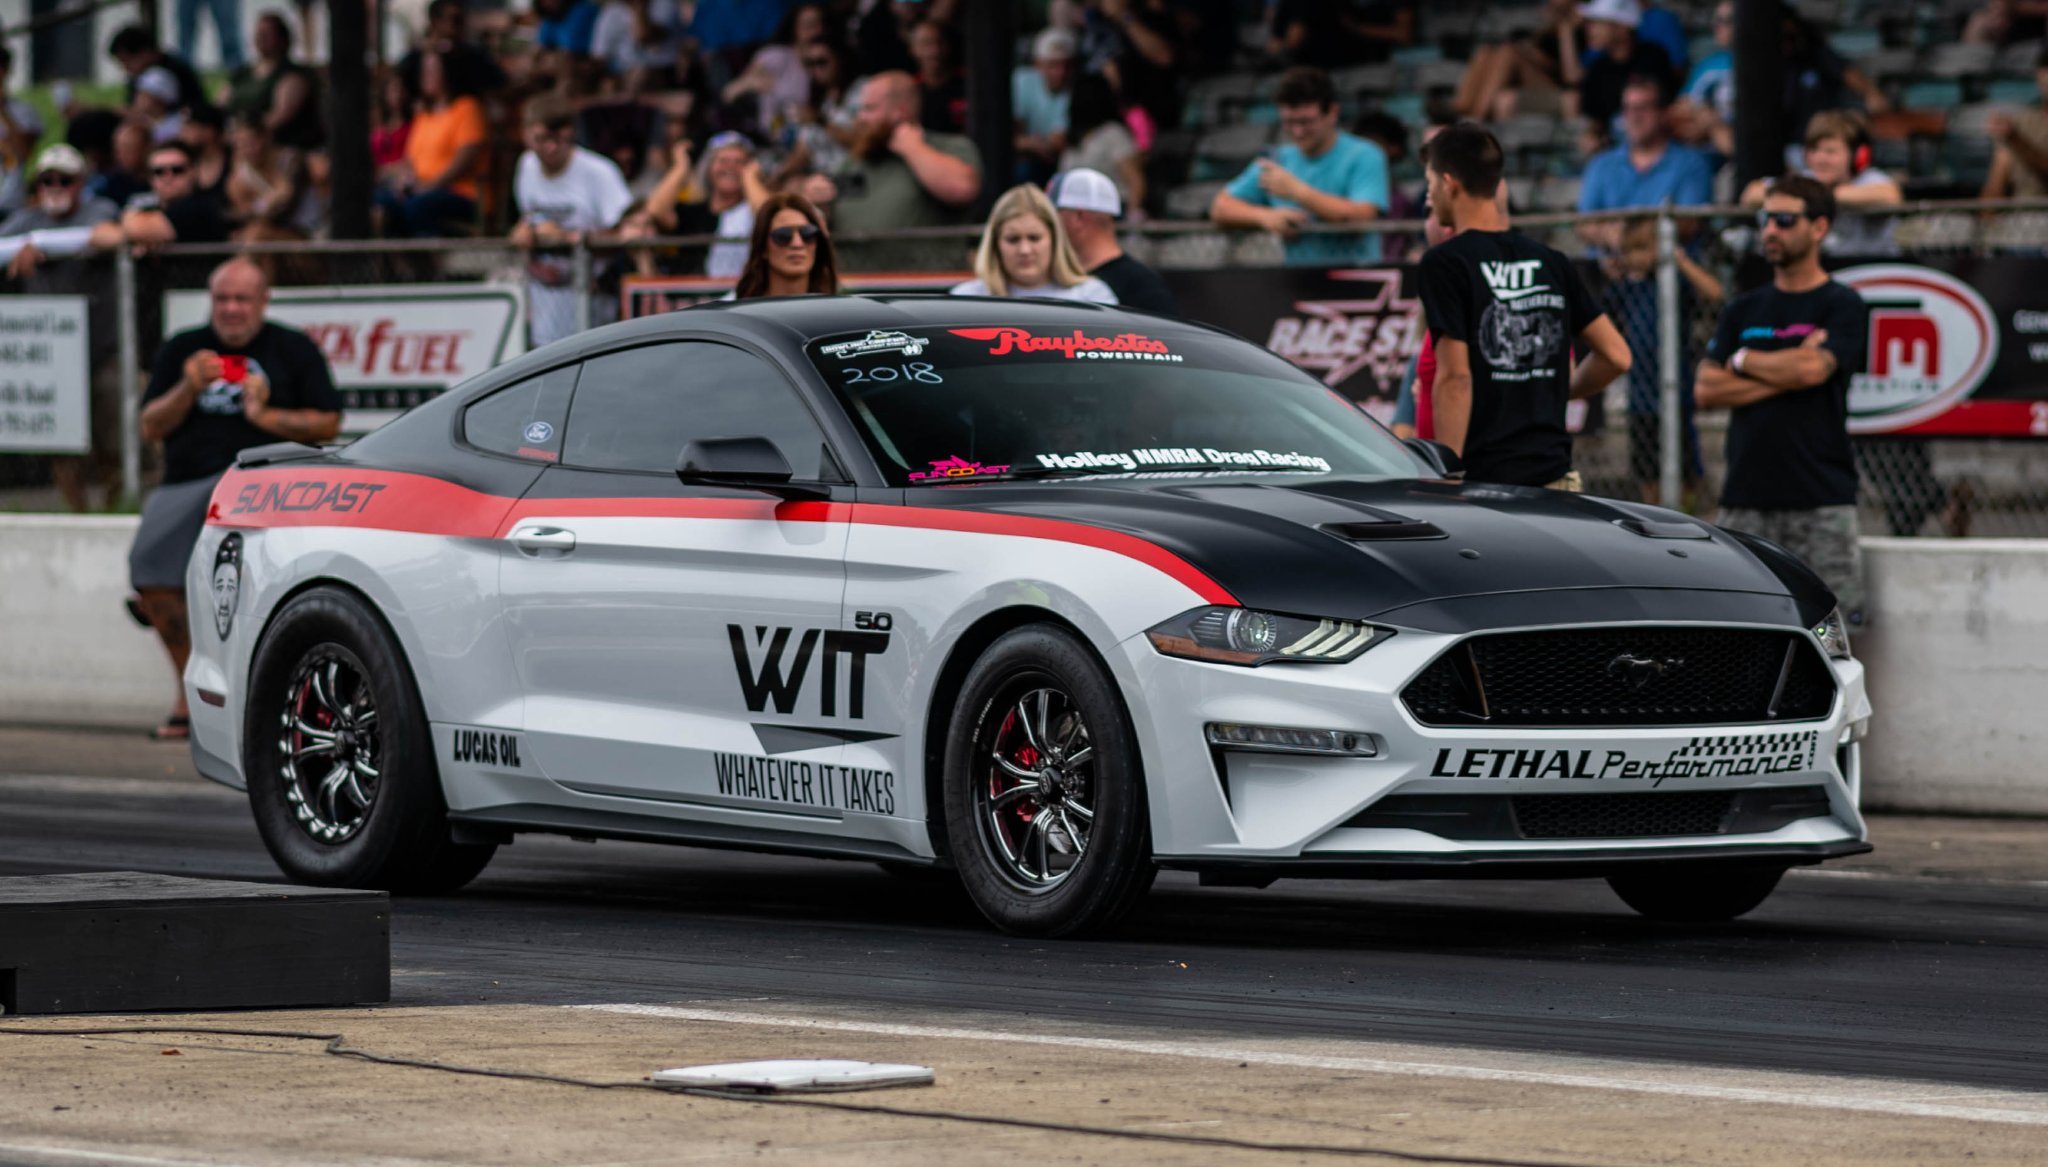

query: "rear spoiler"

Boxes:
[234, 442, 330, 469]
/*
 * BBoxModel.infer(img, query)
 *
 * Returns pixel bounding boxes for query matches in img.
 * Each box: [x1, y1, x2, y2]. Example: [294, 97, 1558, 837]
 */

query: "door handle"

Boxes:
[510, 526, 577, 554]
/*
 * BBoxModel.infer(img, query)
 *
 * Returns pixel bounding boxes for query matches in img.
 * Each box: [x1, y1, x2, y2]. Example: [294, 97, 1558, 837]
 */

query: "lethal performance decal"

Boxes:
[712, 753, 896, 814]
[1430, 732, 1820, 786]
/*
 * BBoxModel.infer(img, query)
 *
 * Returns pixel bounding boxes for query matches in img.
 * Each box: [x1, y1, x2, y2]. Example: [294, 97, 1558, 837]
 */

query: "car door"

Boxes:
[497, 338, 858, 825]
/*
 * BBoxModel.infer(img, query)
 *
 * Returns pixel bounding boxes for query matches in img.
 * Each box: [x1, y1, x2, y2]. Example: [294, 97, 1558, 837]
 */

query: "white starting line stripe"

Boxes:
[577, 1002, 2048, 1127]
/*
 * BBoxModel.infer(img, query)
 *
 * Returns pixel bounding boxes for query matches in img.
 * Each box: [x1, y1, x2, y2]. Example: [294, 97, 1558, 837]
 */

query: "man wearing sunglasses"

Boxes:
[1, 143, 125, 512]
[1696, 175, 1869, 626]
[120, 141, 230, 251]
[510, 95, 633, 347]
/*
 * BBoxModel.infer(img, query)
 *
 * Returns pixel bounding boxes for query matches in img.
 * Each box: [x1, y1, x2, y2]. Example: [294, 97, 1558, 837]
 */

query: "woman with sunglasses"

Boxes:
[730, 191, 840, 299]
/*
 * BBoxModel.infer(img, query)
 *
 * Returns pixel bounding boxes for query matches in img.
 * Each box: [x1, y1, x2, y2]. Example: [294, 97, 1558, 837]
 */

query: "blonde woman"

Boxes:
[952, 183, 1116, 302]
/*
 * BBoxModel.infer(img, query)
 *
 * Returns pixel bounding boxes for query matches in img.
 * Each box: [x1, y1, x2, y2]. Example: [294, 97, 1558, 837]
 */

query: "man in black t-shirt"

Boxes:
[128, 258, 340, 739]
[1697, 174, 1870, 624]
[121, 141, 229, 248]
[1417, 123, 1631, 488]
[1050, 167, 1178, 316]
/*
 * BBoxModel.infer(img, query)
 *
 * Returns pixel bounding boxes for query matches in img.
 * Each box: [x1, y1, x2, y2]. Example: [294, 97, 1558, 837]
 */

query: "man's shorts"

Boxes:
[128, 474, 223, 591]
[1717, 504, 1866, 624]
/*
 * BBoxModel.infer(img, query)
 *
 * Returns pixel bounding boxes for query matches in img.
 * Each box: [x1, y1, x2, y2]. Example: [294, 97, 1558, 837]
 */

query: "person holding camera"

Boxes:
[128, 257, 340, 739]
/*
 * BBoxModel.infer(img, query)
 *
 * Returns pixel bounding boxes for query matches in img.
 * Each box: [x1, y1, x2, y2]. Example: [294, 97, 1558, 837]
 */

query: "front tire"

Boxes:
[243, 586, 496, 893]
[941, 624, 1154, 937]
[1607, 863, 1787, 922]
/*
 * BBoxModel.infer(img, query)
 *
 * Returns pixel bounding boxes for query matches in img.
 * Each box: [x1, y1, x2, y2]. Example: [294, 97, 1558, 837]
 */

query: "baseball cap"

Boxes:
[705, 130, 755, 155]
[33, 143, 87, 178]
[1047, 167, 1121, 217]
[1578, 0, 1642, 27]
[135, 64, 181, 104]
[1033, 28, 1075, 61]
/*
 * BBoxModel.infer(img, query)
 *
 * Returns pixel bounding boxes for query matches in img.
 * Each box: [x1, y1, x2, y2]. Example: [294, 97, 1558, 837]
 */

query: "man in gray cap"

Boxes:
[1048, 166, 1177, 315]
[1, 143, 124, 511]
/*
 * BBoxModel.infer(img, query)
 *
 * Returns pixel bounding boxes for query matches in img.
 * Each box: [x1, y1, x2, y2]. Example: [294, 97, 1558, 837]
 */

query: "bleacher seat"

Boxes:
[1191, 123, 1272, 181]
[1492, 113, 1560, 153]
[1987, 77, 2041, 105]
[1997, 40, 2043, 73]
[1925, 42, 1997, 78]
[1379, 92, 1427, 126]
[1165, 181, 1226, 221]
[1412, 60, 1468, 93]
[1536, 177, 1583, 212]
[1901, 78, 1965, 109]
[1332, 63, 1398, 97]
[1186, 73, 1260, 127]
[1392, 44, 1445, 66]
[1949, 102, 2000, 138]
[1829, 29, 1882, 59]
[1860, 48, 1921, 83]
[1506, 176, 1537, 211]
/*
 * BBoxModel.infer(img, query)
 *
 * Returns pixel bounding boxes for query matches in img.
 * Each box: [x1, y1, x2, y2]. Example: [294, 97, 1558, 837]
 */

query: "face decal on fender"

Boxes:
[211, 533, 243, 639]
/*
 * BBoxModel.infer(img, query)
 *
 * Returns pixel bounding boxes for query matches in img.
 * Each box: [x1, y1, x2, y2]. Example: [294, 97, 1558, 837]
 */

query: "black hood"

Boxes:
[918, 477, 1833, 633]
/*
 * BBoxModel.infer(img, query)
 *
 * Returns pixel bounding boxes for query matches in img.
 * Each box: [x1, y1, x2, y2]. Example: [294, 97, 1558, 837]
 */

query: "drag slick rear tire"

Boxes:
[243, 586, 495, 893]
[1607, 863, 1787, 922]
[941, 624, 1154, 937]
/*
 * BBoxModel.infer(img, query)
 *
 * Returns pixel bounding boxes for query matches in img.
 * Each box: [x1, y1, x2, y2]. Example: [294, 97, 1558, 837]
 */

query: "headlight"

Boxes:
[1146, 607, 1390, 666]
[1814, 607, 1852, 660]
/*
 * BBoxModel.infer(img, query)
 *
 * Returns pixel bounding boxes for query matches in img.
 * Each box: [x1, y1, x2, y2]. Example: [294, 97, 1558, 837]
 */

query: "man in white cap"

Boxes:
[1013, 28, 1075, 183]
[1, 144, 126, 511]
[1048, 167, 1176, 315]
[1566, 0, 1678, 134]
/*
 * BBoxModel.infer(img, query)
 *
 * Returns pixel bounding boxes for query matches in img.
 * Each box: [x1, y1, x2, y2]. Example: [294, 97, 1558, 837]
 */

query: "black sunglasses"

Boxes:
[1758, 210, 1808, 229]
[37, 173, 78, 188]
[769, 224, 820, 246]
[152, 163, 190, 177]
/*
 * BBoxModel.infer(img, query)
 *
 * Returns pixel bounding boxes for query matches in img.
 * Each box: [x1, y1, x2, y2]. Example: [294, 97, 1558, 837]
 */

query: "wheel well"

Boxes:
[919, 606, 1128, 862]
[248, 577, 421, 718]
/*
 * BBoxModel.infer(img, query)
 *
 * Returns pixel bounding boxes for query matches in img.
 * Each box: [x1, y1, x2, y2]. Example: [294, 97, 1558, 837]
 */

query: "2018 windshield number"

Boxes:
[844, 362, 943, 386]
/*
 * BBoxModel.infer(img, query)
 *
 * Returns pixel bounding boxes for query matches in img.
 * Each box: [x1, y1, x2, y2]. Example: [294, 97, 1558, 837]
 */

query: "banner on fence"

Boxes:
[0, 296, 90, 454]
[166, 284, 526, 430]
[1723, 256, 2048, 437]
[622, 272, 967, 318]
[1171, 266, 1424, 419]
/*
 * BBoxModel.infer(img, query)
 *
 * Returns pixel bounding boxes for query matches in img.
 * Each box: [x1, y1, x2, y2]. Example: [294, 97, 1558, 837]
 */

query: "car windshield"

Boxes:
[806, 323, 1416, 486]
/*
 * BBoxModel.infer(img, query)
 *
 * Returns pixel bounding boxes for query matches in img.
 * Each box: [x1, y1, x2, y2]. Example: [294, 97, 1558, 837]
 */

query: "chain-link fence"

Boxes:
[4, 202, 2045, 535]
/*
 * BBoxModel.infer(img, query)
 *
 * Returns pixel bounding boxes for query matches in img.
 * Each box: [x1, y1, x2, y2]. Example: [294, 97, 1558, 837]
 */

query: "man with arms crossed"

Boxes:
[129, 258, 341, 739]
[1696, 175, 1869, 625]
[1417, 122, 1631, 489]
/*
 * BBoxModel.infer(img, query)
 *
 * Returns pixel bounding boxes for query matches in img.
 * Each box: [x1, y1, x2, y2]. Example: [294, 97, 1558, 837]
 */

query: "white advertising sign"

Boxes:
[0, 296, 90, 454]
[165, 284, 526, 431]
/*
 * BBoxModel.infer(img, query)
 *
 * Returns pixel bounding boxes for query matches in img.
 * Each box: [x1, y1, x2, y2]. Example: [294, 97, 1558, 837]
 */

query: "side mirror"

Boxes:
[1403, 437, 1464, 479]
[676, 437, 826, 498]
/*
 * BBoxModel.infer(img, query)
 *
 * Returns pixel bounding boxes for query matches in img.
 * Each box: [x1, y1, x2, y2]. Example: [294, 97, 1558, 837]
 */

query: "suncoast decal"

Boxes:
[910, 455, 1009, 480]
[948, 327, 1182, 362]
[711, 752, 897, 814]
[1035, 447, 1332, 473]
[1429, 732, 1820, 786]
[226, 478, 389, 516]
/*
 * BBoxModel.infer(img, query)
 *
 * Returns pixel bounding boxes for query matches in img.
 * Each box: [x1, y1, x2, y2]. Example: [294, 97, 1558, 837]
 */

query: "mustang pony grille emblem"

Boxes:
[1607, 653, 1683, 690]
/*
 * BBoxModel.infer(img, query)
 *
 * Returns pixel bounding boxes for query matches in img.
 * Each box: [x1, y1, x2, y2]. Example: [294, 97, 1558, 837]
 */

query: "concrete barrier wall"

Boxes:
[1858, 538, 2048, 816]
[0, 516, 170, 729]
[2, 518, 2043, 815]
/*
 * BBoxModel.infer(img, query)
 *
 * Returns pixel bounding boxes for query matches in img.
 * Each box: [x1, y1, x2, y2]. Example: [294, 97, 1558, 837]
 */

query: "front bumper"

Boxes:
[1115, 621, 1872, 870]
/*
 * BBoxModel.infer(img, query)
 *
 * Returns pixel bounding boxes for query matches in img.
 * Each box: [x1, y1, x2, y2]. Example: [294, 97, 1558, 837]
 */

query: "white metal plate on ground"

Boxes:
[651, 1059, 935, 1093]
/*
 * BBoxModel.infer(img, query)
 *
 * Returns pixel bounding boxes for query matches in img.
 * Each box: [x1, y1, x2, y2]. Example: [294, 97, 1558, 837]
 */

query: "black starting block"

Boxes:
[0, 872, 389, 1015]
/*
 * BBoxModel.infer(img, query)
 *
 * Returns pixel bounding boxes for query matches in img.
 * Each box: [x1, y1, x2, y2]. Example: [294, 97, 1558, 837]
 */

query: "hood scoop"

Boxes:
[1612, 517, 1711, 540]
[1322, 519, 1447, 542]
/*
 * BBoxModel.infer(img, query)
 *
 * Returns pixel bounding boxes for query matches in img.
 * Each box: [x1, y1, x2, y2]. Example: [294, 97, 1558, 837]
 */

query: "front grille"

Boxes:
[1344, 786, 1832, 841]
[1511, 791, 1734, 838]
[1401, 627, 1836, 728]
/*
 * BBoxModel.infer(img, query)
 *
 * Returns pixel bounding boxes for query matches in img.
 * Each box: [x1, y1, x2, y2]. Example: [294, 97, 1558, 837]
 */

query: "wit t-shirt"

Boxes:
[950, 276, 1117, 303]
[515, 146, 634, 346]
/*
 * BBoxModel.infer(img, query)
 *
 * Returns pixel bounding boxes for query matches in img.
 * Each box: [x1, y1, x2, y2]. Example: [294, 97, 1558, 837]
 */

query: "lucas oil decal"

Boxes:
[1430, 732, 1820, 786]
[448, 728, 522, 768]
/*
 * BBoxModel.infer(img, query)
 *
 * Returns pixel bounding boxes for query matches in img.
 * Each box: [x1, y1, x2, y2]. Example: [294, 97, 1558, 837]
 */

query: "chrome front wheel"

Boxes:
[975, 684, 1097, 891]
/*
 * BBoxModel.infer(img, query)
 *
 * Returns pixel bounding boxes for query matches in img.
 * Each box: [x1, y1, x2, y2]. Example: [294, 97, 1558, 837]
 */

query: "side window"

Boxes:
[463, 364, 576, 461]
[562, 341, 831, 477]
